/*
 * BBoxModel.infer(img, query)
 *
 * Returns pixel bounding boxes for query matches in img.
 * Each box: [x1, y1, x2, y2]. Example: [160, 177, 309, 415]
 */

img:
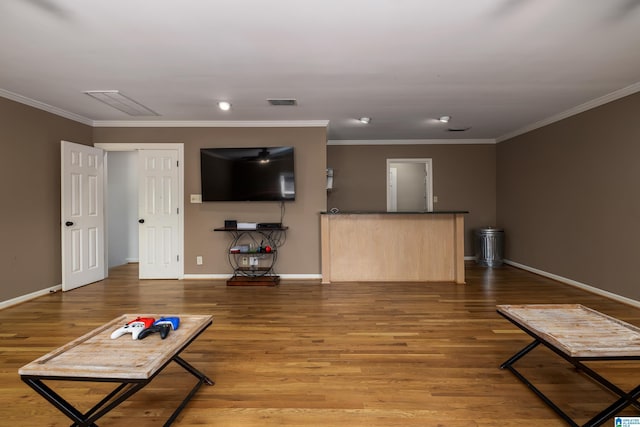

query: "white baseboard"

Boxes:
[504, 259, 640, 309]
[0, 284, 62, 310]
[183, 273, 322, 281]
[183, 274, 231, 280]
[126, 258, 139, 263]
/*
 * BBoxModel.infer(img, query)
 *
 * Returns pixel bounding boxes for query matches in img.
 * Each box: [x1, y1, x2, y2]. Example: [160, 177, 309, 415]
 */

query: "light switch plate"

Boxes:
[190, 194, 202, 203]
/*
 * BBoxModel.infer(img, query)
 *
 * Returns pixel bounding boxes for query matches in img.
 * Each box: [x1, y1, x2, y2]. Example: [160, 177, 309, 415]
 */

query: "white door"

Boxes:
[388, 167, 398, 211]
[61, 141, 105, 291]
[386, 158, 433, 212]
[138, 149, 180, 279]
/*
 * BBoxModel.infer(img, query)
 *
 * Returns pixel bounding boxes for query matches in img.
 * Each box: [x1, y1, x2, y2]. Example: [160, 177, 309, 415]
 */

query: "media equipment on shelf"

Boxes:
[257, 222, 282, 229]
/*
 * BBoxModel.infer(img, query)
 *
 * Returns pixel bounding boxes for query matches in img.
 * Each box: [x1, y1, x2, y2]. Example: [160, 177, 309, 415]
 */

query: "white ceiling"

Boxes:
[1, 0, 640, 141]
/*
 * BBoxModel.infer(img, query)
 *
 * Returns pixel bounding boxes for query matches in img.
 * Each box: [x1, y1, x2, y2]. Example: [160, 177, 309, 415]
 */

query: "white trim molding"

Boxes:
[92, 120, 330, 128]
[0, 284, 62, 310]
[504, 259, 640, 309]
[183, 273, 322, 281]
[0, 88, 93, 125]
[328, 139, 496, 146]
[96, 142, 185, 280]
[497, 81, 640, 143]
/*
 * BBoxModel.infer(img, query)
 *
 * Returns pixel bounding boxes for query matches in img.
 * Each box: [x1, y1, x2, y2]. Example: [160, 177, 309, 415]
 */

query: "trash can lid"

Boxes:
[477, 226, 504, 232]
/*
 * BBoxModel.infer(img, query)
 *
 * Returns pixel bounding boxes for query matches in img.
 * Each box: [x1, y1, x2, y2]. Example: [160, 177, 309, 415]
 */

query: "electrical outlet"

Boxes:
[249, 256, 258, 267]
[196, 256, 203, 265]
[241, 256, 248, 266]
[433, 195, 438, 203]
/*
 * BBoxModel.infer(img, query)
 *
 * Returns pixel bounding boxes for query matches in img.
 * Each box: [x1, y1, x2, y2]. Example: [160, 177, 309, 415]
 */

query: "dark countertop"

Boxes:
[320, 210, 468, 215]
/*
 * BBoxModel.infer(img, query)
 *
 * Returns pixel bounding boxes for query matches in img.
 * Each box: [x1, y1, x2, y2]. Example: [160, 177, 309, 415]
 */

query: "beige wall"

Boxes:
[0, 97, 92, 302]
[497, 92, 640, 301]
[327, 144, 497, 256]
[92, 126, 327, 275]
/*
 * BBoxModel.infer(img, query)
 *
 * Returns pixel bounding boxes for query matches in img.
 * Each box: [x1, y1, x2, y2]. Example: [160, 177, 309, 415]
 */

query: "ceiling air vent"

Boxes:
[267, 99, 297, 106]
[84, 90, 159, 116]
[447, 127, 471, 132]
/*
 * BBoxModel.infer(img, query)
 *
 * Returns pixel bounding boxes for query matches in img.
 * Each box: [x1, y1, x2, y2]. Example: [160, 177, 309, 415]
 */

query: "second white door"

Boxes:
[138, 149, 180, 279]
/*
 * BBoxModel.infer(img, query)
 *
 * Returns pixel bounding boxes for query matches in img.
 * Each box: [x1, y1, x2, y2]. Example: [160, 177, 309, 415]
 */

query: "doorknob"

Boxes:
[139, 219, 145, 224]
[65, 221, 74, 227]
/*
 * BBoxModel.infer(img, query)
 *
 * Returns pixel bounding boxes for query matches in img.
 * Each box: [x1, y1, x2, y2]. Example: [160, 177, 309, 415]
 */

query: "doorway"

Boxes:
[386, 158, 433, 212]
[96, 143, 184, 279]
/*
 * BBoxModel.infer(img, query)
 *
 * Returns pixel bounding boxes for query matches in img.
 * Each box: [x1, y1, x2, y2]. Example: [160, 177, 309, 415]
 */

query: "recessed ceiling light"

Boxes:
[359, 117, 371, 124]
[84, 90, 159, 116]
[218, 101, 232, 111]
[439, 115, 451, 123]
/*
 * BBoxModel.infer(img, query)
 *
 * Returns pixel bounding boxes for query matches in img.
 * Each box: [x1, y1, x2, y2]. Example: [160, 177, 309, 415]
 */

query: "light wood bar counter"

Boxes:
[320, 211, 467, 284]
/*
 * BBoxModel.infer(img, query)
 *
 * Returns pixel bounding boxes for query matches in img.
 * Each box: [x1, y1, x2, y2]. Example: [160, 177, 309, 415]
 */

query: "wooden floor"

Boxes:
[2, 263, 640, 426]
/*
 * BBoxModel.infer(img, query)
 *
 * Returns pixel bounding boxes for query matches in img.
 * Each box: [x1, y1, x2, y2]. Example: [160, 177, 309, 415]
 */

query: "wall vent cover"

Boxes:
[267, 99, 297, 106]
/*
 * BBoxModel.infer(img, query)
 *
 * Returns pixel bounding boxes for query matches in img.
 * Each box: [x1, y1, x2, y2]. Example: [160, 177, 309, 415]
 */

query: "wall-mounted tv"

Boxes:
[200, 146, 295, 202]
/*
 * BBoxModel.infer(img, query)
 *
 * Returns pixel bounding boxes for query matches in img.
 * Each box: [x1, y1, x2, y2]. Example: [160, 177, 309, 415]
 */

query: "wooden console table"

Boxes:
[19, 314, 213, 426]
[497, 304, 640, 426]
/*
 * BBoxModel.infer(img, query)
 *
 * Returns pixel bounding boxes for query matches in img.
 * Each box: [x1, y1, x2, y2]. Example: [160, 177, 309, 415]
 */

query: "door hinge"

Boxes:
[177, 255, 179, 262]
[177, 207, 179, 214]
[177, 160, 179, 167]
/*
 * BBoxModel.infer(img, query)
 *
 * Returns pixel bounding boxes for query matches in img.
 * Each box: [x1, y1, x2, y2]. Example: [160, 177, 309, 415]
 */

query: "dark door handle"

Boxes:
[138, 219, 145, 224]
[65, 221, 74, 227]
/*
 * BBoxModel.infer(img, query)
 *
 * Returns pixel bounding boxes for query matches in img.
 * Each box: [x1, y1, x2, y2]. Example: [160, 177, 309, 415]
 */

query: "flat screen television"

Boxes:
[200, 146, 295, 201]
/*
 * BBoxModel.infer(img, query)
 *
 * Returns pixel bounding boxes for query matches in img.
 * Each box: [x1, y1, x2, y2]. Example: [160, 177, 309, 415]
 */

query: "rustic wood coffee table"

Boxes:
[19, 314, 213, 427]
[497, 304, 640, 427]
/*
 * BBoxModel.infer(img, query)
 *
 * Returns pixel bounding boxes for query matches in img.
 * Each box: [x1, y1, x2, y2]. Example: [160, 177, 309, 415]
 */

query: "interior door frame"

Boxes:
[95, 142, 185, 279]
[386, 158, 433, 212]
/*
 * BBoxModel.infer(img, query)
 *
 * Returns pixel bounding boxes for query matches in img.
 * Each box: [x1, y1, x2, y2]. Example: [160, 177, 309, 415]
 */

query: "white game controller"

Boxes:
[110, 317, 155, 340]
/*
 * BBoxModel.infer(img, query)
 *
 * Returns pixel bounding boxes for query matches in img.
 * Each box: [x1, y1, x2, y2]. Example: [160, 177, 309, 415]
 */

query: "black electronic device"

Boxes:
[200, 147, 295, 202]
[138, 324, 171, 340]
[224, 220, 237, 228]
[257, 222, 282, 229]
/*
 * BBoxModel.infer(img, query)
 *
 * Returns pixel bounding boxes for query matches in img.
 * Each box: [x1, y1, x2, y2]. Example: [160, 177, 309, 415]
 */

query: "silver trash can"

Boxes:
[475, 227, 504, 267]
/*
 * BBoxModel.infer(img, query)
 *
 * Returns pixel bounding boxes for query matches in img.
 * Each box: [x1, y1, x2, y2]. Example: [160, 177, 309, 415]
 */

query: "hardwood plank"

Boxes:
[1, 263, 640, 425]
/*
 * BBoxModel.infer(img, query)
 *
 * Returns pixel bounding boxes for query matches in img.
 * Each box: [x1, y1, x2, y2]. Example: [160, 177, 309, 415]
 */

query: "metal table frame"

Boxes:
[498, 310, 640, 427]
[20, 321, 214, 427]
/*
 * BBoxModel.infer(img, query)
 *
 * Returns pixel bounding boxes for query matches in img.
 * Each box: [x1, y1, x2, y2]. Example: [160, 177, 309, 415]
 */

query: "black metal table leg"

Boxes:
[22, 377, 98, 427]
[500, 339, 540, 369]
[585, 384, 640, 427]
[161, 355, 215, 426]
[501, 353, 580, 427]
[22, 376, 148, 427]
[173, 355, 215, 385]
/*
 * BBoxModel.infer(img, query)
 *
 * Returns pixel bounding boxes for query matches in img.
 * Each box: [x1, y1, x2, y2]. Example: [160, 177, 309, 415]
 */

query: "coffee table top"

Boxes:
[19, 314, 212, 380]
[497, 304, 640, 358]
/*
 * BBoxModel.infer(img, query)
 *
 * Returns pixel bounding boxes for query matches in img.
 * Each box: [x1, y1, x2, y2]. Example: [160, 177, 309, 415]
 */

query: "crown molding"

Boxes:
[496, 81, 640, 143]
[0, 88, 93, 126]
[92, 120, 329, 128]
[327, 139, 496, 146]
